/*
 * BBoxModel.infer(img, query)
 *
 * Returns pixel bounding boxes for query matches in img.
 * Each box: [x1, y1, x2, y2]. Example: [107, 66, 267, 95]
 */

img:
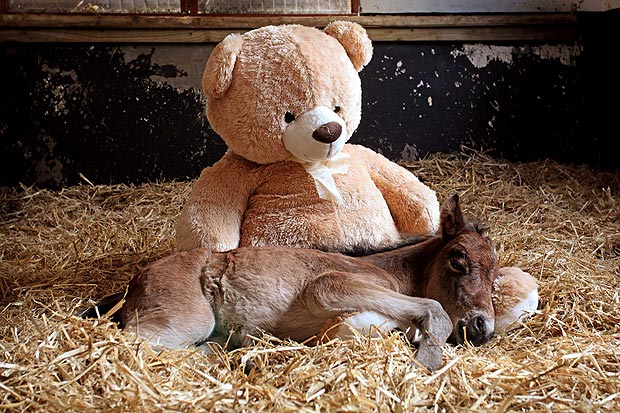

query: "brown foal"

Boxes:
[84, 194, 499, 372]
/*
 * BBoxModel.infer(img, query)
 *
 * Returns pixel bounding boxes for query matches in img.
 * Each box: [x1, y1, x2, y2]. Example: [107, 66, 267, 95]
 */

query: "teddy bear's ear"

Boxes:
[202, 33, 244, 99]
[324, 21, 373, 72]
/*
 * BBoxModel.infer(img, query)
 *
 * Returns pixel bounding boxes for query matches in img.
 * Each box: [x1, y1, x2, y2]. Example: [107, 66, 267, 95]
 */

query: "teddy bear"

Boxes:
[175, 21, 439, 255]
[175, 21, 538, 337]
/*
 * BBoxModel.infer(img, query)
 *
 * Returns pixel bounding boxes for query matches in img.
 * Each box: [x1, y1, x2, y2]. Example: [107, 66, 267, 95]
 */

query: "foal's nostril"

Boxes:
[453, 316, 493, 346]
[463, 315, 492, 346]
[312, 122, 342, 143]
[473, 315, 485, 335]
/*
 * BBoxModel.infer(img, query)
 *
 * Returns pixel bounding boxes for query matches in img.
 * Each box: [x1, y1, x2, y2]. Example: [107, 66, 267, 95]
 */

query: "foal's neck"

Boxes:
[361, 236, 443, 296]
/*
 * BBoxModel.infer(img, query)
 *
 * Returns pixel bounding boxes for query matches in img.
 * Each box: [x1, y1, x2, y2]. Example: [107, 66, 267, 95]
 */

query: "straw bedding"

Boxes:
[1, 150, 619, 412]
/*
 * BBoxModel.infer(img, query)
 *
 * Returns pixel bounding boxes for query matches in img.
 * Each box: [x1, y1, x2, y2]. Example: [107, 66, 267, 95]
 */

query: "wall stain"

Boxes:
[1, 45, 226, 188]
[355, 40, 606, 169]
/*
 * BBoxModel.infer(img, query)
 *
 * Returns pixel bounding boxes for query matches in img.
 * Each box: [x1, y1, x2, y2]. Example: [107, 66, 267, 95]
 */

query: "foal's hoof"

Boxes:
[414, 341, 444, 372]
[230, 358, 259, 375]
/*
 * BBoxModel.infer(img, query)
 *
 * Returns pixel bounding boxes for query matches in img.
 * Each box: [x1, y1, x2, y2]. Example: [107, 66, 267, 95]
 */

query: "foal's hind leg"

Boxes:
[303, 271, 452, 371]
[120, 249, 217, 349]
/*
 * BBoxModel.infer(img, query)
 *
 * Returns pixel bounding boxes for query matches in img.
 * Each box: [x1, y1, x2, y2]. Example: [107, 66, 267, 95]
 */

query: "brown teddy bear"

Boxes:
[176, 22, 538, 337]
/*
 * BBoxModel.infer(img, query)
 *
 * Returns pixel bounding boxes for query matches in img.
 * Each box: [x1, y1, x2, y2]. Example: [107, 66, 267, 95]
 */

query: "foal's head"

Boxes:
[423, 194, 499, 346]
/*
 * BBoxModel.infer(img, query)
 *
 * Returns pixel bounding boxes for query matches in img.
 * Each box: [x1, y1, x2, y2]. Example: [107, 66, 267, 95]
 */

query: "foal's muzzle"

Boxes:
[454, 312, 494, 346]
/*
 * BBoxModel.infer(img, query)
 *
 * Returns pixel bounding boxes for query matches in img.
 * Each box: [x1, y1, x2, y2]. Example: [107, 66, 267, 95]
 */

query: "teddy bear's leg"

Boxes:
[493, 267, 539, 334]
[316, 311, 422, 344]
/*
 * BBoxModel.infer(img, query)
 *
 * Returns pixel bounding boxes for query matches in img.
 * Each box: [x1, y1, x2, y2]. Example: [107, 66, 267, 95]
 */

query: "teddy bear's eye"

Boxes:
[334, 106, 341, 113]
[284, 112, 296, 123]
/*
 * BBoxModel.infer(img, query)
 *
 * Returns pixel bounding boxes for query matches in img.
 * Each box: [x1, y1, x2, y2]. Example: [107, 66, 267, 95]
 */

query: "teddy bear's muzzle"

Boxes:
[312, 122, 342, 144]
[283, 106, 348, 162]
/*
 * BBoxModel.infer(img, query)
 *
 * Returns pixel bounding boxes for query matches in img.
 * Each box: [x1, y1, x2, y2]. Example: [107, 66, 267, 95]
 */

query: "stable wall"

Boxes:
[0, 10, 618, 188]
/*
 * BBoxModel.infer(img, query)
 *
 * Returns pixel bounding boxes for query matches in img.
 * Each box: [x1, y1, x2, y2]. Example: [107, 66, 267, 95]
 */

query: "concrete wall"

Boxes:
[1, 11, 618, 188]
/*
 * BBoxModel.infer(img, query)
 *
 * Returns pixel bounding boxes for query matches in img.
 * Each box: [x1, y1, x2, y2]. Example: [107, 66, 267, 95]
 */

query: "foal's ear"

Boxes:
[440, 194, 464, 238]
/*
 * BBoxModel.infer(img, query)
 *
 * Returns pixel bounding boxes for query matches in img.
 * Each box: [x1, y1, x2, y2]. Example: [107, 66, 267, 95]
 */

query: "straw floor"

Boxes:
[1, 150, 619, 412]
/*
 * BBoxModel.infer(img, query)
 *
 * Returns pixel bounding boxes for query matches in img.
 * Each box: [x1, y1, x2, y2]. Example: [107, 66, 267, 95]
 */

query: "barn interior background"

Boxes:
[1, 0, 619, 188]
[1, 1, 620, 412]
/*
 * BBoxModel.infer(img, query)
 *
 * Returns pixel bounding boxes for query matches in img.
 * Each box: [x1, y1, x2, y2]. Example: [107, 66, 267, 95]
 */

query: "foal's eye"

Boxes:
[334, 106, 341, 113]
[285, 112, 296, 123]
[448, 258, 467, 274]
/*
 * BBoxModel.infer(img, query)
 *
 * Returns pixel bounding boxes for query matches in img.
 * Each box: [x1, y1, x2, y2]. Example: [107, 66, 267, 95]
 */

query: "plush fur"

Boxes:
[177, 22, 438, 253]
[493, 267, 539, 333]
[176, 21, 538, 337]
[176, 145, 439, 253]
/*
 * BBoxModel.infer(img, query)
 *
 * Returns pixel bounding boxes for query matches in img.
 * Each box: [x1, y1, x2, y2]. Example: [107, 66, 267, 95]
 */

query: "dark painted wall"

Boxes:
[1, 11, 618, 188]
[0, 44, 227, 188]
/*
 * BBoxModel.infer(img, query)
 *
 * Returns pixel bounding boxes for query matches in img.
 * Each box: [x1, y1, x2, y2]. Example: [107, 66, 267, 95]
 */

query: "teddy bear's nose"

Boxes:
[312, 122, 342, 144]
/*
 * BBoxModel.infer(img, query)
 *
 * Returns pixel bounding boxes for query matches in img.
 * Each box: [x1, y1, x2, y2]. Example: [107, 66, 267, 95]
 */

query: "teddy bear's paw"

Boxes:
[493, 266, 539, 334]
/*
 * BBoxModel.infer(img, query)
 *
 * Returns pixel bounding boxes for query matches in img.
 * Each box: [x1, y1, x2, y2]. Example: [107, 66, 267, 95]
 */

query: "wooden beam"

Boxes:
[0, 13, 577, 29]
[0, 29, 232, 43]
[0, 25, 578, 43]
[0, 13, 579, 43]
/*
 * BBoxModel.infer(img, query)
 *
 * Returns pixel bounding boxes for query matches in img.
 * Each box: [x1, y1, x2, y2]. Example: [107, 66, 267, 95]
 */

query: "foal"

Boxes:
[84, 194, 498, 372]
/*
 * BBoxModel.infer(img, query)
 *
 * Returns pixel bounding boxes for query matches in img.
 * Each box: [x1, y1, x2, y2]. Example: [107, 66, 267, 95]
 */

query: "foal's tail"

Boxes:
[78, 291, 126, 325]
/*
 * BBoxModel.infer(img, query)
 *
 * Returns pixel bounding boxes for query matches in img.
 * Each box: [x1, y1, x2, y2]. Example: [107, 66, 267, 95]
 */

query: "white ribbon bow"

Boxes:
[292, 152, 351, 204]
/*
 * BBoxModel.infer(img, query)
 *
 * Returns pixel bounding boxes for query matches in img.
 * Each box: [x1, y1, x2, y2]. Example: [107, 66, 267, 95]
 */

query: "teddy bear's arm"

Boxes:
[175, 153, 258, 252]
[493, 267, 539, 333]
[350, 144, 440, 235]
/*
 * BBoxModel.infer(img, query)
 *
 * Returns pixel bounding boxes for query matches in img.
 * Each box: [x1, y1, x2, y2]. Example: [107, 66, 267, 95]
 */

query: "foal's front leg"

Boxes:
[317, 311, 422, 344]
[303, 271, 453, 371]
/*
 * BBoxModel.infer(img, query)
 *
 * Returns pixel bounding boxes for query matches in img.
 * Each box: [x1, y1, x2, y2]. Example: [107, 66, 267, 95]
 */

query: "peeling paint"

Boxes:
[41, 64, 82, 116]
[451, 45, 514, 68]
[29, 135, 64, 186]
[394, 60, 407, 76]
[1, 45, 226, 188]
[451, 43, 583, 68]
[121, 45, 210, 91]
[400, 143, 419, 164]
[531, 44, 583, 66]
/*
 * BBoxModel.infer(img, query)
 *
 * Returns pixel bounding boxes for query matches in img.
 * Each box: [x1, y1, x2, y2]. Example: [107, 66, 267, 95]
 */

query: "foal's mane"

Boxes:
[344, 234, 433, 257]
[345, 214, 491, 258]
[464, 217, 491, 238]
